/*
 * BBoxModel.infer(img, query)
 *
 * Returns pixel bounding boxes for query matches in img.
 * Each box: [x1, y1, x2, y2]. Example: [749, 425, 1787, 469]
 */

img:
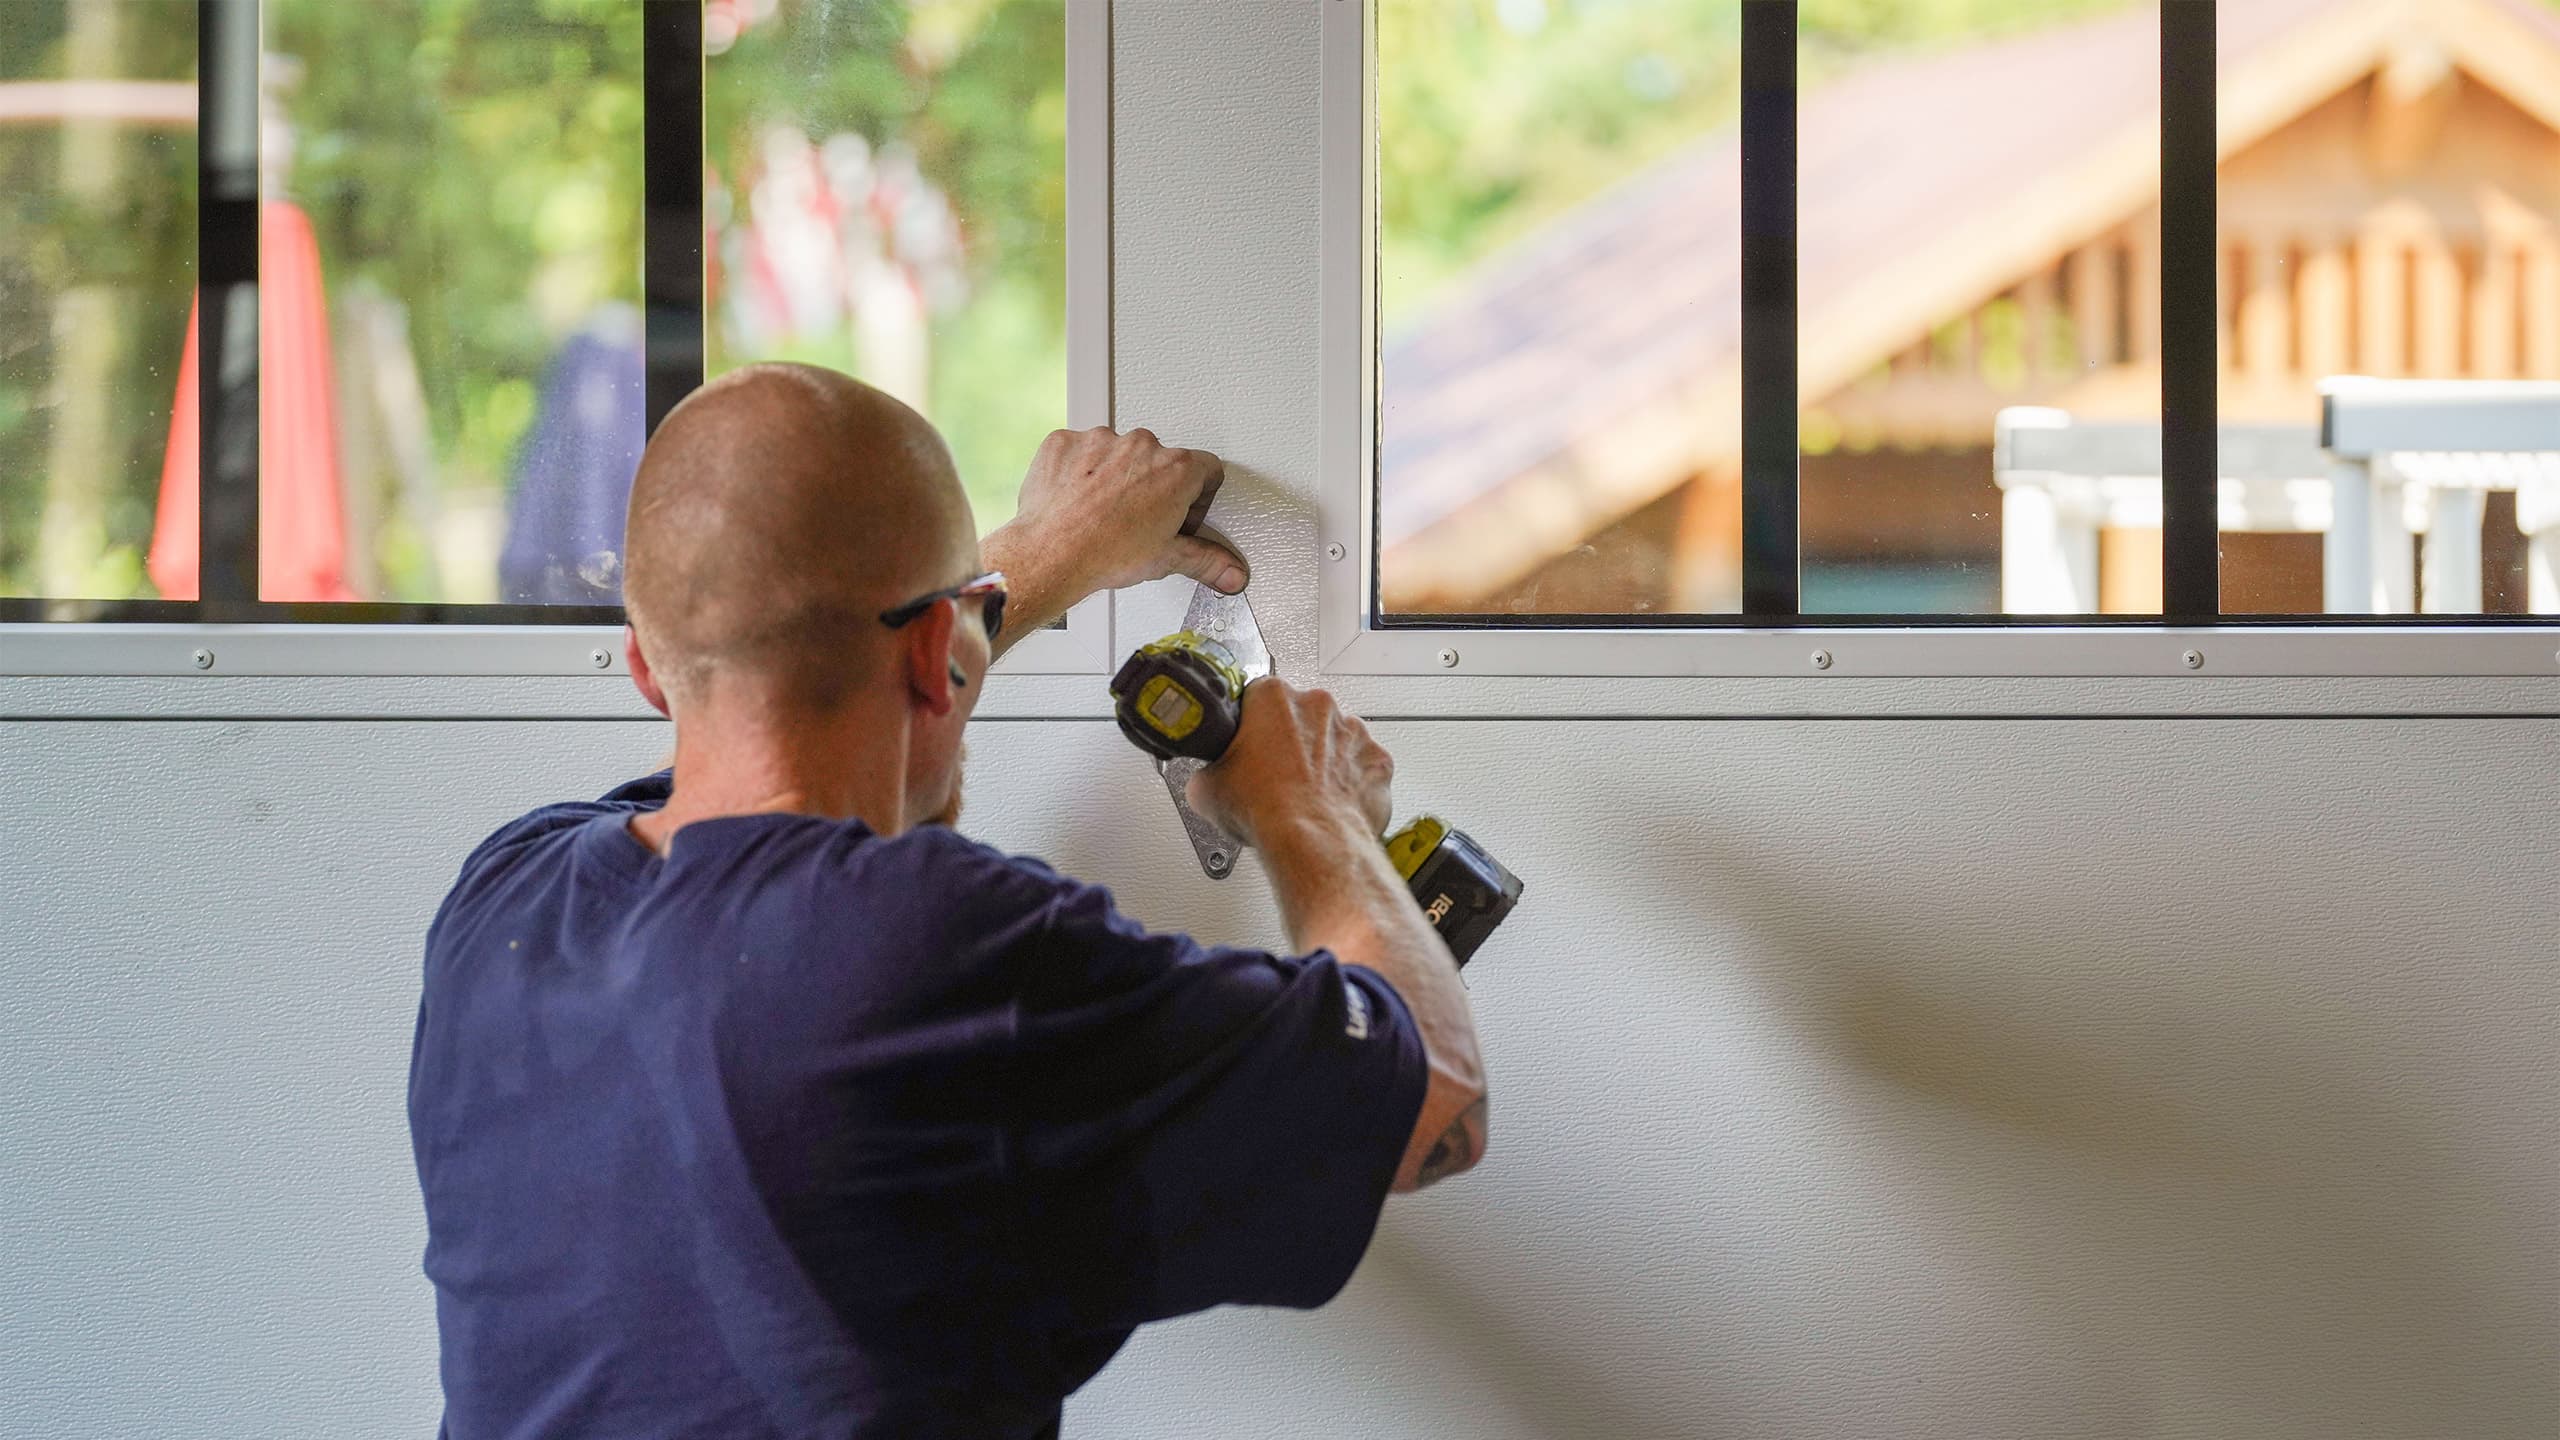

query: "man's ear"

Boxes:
[901, 600, 961, 717]
[625, 625, 672, 718]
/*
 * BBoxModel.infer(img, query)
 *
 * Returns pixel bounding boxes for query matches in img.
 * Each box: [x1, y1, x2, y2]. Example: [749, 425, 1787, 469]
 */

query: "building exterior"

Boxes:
[1380, 0, 2560, 617]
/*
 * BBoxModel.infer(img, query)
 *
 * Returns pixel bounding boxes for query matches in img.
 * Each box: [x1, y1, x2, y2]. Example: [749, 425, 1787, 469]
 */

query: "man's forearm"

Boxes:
[1258, 806, 1487, 1185]
[1259, 808, 1464, 1037]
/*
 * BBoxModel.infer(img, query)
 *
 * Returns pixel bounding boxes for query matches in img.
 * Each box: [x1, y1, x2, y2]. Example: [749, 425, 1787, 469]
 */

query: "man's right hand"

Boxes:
[1187, 679, 1394, 850]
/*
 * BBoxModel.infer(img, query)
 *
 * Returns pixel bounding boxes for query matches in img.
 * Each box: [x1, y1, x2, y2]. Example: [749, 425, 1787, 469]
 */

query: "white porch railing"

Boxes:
[1993, 380, 2560, 614]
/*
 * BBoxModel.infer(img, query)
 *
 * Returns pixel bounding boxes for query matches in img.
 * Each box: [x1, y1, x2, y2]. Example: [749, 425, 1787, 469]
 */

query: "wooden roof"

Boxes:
[1381, 0, 2560, 587]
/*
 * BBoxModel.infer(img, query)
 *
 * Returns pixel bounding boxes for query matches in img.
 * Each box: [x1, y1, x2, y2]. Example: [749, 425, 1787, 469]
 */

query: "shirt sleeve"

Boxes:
[1010, 875, 1430, 1324]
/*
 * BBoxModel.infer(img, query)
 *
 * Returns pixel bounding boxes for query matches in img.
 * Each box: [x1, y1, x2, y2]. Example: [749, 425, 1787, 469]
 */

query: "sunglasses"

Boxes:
[878, 570, 1008, 647]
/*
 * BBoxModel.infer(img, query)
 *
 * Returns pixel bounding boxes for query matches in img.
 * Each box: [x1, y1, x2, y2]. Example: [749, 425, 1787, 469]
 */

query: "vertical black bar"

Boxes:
[2160, 0, 2219, 619]
[197, 0, 261, 605]
[643, 2, 706, 436]
[1739, 0, 1799, 619]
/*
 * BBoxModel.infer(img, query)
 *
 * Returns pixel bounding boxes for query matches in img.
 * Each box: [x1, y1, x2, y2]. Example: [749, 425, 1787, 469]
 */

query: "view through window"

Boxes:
[1376, 0, 1744, 617]
[0, 0, 197, 603]
[2212, 0, 2560, 616]
[1376, 0, 2560, 622]
[10, 1, 2557, 628]
[1, 0, 650, 610]
[5, 0, 1070, 616]
[253, 0, 646, 606]
[703, 0, 1069, 537]
[1798, 0, 2159, 616]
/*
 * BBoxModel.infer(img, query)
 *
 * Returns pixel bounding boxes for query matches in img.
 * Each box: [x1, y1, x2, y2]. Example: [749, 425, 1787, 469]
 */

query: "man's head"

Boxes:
[621, 363, 992, 827]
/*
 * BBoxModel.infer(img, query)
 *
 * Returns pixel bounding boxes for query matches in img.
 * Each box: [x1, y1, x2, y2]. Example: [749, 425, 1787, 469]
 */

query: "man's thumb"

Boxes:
[1168, 534, 1248, 594]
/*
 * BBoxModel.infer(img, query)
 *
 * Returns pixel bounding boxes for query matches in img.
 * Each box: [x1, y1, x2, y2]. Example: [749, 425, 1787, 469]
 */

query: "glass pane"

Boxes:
[1376, 0, 1743, 618]
[256, 0, 645, 605]
[703, 0, 1069, 537]
[1800, 0, 2161, 617]
[0, 1, 198, 602]
[2217, 0, 2560, 616]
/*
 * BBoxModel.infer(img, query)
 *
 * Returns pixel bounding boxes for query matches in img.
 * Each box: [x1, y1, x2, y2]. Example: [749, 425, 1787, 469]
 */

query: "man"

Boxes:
[410, 363, 1489, 1438]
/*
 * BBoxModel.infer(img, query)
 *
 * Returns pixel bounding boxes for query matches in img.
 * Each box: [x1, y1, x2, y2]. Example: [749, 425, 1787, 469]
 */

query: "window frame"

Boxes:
[0, 0, 1118, 678]
[1321, 0, 2560, 681]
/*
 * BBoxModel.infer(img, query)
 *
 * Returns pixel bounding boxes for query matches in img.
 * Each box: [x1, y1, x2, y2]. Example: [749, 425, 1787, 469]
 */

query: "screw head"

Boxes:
[1435, 647, 1460, 669]
[191, 648, 214, 670]
[1810, 649, 1833, 671]
[1206, 849, 1231, 871]
[2181, 649, 2205, 671]
[1326, 542, 1347, 561]
[588, 648, 612, 670]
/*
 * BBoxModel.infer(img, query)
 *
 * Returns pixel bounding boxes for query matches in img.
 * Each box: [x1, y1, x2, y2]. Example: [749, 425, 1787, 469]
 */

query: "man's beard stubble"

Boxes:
[925, 741, 966, 828]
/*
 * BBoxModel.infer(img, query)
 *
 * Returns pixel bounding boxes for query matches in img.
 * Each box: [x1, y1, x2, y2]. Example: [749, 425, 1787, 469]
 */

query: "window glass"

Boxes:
[1375, 0, 1744, 618]
[0, 1, 197, 602]
[255, 0, 645, 606]
[2216, 0, 2560, 616]
[703, 0, 1068, 536]
[1799, 0, 2160, 617]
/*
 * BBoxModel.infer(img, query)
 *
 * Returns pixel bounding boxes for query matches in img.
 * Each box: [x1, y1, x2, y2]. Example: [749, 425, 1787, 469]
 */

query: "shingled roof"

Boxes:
[1379, 0, 2560, 597]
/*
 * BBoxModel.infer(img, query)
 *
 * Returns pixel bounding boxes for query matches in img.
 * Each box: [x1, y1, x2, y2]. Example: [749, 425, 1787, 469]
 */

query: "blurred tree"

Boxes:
[1379, 0, 2139, 332]
[0, 0, 196, 599]
[705, 0, 1068, 527]
[268, 0, 643, 601]
[38, 0, 134, 595]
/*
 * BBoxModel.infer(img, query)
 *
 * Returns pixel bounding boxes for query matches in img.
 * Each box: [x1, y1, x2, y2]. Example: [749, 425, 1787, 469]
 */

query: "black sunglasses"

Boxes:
[878, 570, 1007, 646]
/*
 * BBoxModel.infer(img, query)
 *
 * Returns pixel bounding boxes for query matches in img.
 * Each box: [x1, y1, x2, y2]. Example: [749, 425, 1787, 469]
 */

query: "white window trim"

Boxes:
[0, 0, 1116, 680]
[1315, 0, 2560, 683]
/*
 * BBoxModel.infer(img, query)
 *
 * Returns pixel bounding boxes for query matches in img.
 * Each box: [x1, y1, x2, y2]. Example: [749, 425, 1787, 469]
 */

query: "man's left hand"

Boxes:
[982, 428, 1248, 648]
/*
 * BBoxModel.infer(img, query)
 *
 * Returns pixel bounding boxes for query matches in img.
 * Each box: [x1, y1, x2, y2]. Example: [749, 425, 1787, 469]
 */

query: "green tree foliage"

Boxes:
[0, 0, 1069, 599]
[0, 0, 196, 598]
[269, 0, 644, 492]
[0, 0, 645, 600]
[1379, 0, 2138, 332]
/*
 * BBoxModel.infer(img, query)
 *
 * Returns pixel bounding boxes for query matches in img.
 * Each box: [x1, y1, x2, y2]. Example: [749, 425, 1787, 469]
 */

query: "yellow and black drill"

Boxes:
[1111, 630, 1523, 967]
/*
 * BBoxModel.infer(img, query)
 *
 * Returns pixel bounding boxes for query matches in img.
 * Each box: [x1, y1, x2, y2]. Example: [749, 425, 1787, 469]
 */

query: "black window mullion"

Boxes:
[2159, 0, 2220, 619]
[196, 0, 260, 609]
[643, 4, 706, 438]
[1739, 0, 1801, 621]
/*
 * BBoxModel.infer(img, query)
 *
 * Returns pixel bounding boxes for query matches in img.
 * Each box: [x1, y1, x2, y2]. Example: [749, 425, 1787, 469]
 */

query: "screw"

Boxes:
[191, 648, 214, 670]
[1326, 542, 1346, 561]
[1206, 849, 1230, 871]
[1810, 649, 1833, 671]
[2182, 649, 2205, 671]
[588, 648, 612, 670]
[1436, 647, 1460, 668]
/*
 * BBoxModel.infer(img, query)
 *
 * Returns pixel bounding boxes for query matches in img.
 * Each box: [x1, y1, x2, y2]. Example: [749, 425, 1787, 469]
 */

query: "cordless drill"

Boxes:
[1110, 631, 1523, 967]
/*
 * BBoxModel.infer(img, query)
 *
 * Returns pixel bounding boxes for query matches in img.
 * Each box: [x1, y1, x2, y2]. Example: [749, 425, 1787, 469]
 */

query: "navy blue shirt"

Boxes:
[411, 773, 1426, 1439]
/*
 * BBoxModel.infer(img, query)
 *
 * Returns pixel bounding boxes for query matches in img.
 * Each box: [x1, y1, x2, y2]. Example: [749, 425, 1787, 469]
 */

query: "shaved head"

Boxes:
[623, 364, 978, 711]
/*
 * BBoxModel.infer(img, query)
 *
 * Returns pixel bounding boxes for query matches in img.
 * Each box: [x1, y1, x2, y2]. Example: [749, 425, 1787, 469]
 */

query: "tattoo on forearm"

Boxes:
[1415, 1097, 1488, 1187]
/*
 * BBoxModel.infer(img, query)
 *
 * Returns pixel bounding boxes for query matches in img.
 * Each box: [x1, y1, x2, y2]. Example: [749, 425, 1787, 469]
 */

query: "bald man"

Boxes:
[410, 365, 1488, 1440]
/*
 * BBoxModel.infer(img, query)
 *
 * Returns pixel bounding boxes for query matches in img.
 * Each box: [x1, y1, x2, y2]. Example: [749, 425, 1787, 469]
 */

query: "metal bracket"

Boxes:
[1165, 583, 1270, 880]
[1161, 757, 1236, 879]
